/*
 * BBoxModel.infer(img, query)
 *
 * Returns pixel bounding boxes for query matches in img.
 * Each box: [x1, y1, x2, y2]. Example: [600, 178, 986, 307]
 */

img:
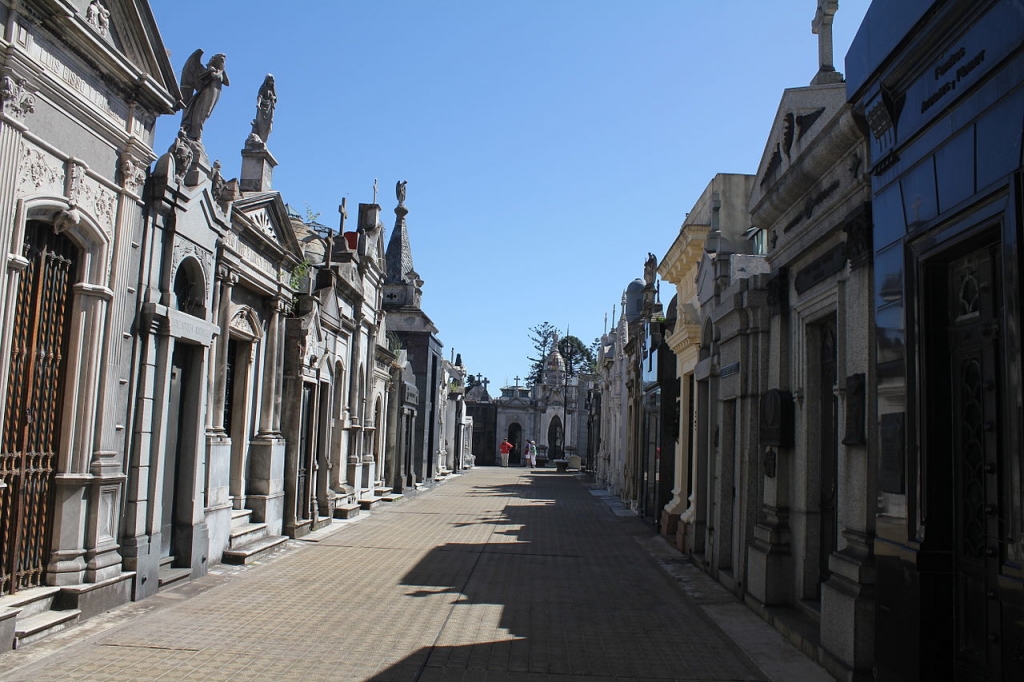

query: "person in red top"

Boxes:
[498, 438, 513, 467]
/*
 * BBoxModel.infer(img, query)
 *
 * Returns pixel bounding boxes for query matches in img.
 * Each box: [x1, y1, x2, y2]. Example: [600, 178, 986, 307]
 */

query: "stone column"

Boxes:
[0, 89, 31, 418]
[211, 267, 236, 432]
[258, 298, 281, 436]
[271, 297, 287, 434]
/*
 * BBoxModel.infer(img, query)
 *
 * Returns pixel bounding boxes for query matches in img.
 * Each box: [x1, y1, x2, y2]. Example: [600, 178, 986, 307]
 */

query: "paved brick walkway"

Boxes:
[0, 467, 828, 681]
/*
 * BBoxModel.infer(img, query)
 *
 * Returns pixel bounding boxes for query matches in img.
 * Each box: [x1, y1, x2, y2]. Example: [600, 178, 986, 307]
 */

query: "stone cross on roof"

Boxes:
[338, 197, 348, 232]
[811, 1, 843, 85]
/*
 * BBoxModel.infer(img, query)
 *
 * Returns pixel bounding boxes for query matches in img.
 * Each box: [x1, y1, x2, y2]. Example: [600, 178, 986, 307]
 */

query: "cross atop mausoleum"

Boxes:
[811, 1, 843, 85]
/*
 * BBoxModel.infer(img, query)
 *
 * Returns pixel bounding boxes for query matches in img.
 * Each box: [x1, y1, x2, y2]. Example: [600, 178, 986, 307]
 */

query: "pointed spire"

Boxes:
[385, 180, 413, 284]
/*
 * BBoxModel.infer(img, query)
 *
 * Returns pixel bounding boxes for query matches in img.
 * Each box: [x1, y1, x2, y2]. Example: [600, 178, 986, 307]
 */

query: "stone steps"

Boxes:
[222, 534, 288, 565]
[334, 504, 360, 519]
[358, 496, 381, 511]
[14, 608, 81, 648]
[157, 555, 191, 590]
[229, 522, 268, 549]
[381, 493, 404, 503]
[0, 586, 80, 651]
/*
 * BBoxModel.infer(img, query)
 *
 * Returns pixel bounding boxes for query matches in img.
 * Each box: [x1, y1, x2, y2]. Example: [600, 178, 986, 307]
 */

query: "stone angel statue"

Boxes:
[396, 180, 407, 205]
[179, 49, 229, 142]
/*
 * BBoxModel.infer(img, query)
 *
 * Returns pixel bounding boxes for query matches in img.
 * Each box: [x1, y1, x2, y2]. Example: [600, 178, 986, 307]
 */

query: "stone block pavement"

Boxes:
[0, 467, 833, 681]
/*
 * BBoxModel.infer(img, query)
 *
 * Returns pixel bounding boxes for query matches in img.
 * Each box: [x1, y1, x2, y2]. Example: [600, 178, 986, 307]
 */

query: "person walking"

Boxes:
[524, 440, 537, 467]
[499, 438, 513, 467]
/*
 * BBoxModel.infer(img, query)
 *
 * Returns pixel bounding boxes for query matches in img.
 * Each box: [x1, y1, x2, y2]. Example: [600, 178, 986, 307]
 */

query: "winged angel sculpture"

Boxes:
[179, 49, 229, 143]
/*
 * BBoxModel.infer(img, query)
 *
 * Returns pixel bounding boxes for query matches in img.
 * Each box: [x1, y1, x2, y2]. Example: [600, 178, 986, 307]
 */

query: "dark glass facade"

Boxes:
[848, 1, 1024, 679]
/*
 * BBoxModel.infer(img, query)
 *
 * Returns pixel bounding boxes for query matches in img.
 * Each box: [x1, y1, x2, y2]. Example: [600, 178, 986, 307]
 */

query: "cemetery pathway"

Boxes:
[1, 466, 832, 681]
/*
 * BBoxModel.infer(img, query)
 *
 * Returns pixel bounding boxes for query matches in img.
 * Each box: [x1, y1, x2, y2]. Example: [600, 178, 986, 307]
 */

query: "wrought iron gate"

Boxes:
[0, 221, 77, 595]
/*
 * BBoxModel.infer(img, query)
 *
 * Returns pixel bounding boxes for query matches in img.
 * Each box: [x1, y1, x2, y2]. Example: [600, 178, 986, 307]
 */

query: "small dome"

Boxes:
[624, 278, 645, 322]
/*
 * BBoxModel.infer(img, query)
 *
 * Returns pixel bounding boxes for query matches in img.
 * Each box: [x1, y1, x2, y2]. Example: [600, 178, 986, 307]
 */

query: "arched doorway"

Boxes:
[547, 416, 563, 461]
[506, 423, 523, 465]
[1, 221, 78, 594]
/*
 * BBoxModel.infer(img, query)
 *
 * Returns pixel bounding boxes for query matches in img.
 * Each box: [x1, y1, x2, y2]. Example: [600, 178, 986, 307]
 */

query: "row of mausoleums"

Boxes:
[0, 0, 471, 648]
[590, 2, 1023, 680]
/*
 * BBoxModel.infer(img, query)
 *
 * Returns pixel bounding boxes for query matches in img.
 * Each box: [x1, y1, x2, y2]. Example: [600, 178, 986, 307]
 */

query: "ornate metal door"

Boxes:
[1, 222, 77, 595]
[947, 246, 1003, 681]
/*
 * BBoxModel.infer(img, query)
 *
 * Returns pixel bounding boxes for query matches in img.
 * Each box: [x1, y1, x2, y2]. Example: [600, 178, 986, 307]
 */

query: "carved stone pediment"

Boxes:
[232, 194, 304, 265]
[748, 84, 852, 226]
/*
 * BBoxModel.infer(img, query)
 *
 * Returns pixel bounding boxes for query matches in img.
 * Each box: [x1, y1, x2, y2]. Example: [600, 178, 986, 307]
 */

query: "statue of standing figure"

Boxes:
[179, 49, 229, 143]
[643, 252, 658, 287]
[248, 74, 276, 147]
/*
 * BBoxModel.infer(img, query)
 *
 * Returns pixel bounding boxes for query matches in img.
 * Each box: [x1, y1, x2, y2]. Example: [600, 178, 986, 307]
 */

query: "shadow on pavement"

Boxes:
[365, 471, 762, 682]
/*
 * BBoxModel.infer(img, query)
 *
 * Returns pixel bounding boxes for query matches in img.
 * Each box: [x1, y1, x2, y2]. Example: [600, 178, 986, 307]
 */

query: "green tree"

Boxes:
[526, 322, 596, 385]
[526, 321, 558, 386]
[558, 335, 596, 375]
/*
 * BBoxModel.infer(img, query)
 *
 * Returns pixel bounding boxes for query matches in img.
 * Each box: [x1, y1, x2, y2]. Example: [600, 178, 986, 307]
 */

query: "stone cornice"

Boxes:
[665, 322, 701, 354]
[750, 104, 863, 229]
[659, 223, 709, 283]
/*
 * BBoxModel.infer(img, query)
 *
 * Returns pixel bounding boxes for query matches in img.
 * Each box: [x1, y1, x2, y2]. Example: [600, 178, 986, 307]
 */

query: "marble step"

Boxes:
[334, 504, 360, 519]
[229, 522, 268, 549]
[222, 535, 288, 565]
[14, 608, 81, 648]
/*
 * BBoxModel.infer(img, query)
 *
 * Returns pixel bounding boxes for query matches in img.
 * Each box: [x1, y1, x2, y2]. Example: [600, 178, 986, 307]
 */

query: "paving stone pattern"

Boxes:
[1, 468, 795, 681]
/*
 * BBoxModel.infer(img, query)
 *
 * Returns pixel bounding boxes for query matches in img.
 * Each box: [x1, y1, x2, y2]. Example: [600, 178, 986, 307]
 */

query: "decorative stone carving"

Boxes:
[249, 208, 278, 240]
[79, 179, 117, 229]
[0, 73, 35, 119]
[171, 238, 214, 292]
[53, 207, 82, 235]
[229, 309, 257, 337]
[179, 49, 229, 143]
[796, 107, 826, 139]
[216, 263, 238, 286]
[783, 113, 794, 158]
[67, 162, 86, 205]
[168, 128, 193, 182]
[761, 143, 782, 188]
[211, 160, 226, 200]
[120, 155, 147, 192]
[85, 1, 110, 37]
[19, 146, 65, 195]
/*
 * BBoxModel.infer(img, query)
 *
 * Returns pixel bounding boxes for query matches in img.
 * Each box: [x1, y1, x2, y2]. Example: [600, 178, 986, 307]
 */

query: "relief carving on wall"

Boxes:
[78, 178, 117, 233]
[229, 308, 259, 338]
[170, 238, 214, 297]
[85, 1, 111, 38]
[249, 207, 278, 240]
[120, 155, 148, 193]
[303, 321, 324, 368]
[18, 145, 65, 195]
[0, 73, 36, 119]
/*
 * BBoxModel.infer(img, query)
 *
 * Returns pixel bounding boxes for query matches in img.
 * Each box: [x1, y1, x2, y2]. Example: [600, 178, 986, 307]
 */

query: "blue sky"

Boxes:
[150, 0, 871, 390]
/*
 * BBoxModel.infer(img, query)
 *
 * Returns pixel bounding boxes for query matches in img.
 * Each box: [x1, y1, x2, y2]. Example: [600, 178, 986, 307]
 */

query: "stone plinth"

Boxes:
[240, 147, 277, 192]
